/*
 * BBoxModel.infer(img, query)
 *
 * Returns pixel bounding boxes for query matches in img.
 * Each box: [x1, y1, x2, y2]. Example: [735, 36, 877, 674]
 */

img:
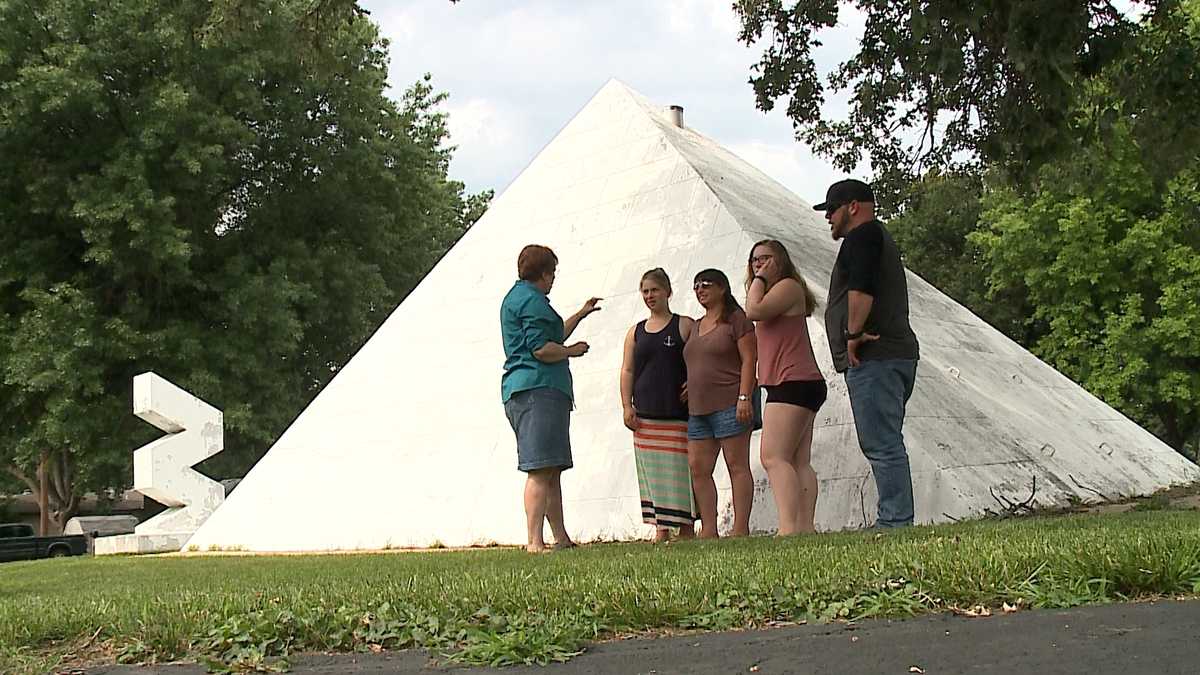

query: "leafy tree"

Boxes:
[972, 126, 1200, 460]
[0, 0, 489, 531]
[887, 171, 1036, 344]
[735, 0, 1152, 206]
[1087, 0, 1200, 183]
[737, 1, 1199, 462]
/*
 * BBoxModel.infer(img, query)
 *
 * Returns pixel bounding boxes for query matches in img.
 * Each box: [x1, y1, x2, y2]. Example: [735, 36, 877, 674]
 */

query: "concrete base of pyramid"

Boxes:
[94, 532, 191, 555]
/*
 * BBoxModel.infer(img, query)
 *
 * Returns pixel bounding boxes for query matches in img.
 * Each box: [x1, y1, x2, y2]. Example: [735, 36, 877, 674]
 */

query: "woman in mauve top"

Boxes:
[681, 268, 757, 538]
[744, 239, 827, 535]
[619, 268, 696, 543]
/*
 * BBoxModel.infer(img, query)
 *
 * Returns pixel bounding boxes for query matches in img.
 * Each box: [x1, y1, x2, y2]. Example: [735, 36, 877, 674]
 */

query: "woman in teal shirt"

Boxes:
[501, 244, 601, 553]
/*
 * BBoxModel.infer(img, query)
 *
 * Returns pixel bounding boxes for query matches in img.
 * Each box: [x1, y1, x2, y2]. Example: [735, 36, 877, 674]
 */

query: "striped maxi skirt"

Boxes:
[633, 419, 697, 528]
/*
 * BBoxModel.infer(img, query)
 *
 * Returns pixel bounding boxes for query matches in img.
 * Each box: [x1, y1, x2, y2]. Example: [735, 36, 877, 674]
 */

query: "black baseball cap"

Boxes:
[812, 179, 875, 212]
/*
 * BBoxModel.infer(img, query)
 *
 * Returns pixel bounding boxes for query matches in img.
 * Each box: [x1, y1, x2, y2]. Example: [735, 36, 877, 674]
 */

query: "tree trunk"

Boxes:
[45, 449, 77, 534]
[51, 494, 81, 533]
[6, 451, 75, 535]
[38, 452, 49, 536]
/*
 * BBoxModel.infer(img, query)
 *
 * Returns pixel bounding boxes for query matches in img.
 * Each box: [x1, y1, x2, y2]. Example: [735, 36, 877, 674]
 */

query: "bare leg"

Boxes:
[721, 431, 753, 536]
[760, 402, 806, 535]
[792, 410, 818, 533]
[677, 523, 695, 539]
[523, 470, 552, 552]
[545, 469, 573, 547]
[688, 438, 721, 538]
[654, 528, 671, 543]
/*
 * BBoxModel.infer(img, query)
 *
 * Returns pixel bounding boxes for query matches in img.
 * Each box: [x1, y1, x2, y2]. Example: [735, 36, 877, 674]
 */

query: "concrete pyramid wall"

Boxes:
[187, 80, 1199, 552]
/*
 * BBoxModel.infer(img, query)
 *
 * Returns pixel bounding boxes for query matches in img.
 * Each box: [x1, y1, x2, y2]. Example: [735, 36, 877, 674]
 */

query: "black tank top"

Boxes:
[633, 314, 689, 421]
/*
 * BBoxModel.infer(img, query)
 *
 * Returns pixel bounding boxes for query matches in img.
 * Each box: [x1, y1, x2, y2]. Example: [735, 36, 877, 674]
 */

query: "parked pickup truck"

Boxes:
[0, 523, 88, 562]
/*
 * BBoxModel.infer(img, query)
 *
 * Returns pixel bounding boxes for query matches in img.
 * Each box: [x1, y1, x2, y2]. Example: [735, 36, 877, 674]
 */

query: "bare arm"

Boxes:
[564, 297, 602, 339]
[619, 326, 638, 430]
[847, 290, 874, 335]
[533, 342, 571, 363]
[678, 316, 695, 342]
[678, 316, 694, 403]
[735, 331, 758, 424]
[846, 290, 879, 368]
[534, 341, 589, 363]
[745, 278, 804, 321]
[737, 332, 757, 395]
[619, 326, 636, 410]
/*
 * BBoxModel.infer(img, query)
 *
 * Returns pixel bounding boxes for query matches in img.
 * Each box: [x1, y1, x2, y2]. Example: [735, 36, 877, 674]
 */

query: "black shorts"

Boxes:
[763, 379, 827, 413]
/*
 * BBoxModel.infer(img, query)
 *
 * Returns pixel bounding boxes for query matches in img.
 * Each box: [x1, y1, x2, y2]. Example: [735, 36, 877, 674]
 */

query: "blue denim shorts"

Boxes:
[504, 387, 573, 472]
[687, 404, 750, 440]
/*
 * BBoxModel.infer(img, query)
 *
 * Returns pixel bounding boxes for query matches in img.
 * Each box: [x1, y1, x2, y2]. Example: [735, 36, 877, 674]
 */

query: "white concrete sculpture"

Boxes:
[187, 80, 1200, 552]
[95, 373, 224, 554]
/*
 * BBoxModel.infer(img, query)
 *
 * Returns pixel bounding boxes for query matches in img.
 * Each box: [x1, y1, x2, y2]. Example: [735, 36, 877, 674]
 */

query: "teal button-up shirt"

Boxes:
[500, 280, 573, 403]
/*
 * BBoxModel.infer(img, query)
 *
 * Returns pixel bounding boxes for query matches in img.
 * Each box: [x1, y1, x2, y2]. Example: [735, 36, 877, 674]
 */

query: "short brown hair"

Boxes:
[517, 244, 558, 281]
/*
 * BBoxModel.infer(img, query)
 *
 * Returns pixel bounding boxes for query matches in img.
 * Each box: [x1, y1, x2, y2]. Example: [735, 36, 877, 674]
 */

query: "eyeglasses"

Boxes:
[751, 254, 773, 265]
[692, 280, 716, 291]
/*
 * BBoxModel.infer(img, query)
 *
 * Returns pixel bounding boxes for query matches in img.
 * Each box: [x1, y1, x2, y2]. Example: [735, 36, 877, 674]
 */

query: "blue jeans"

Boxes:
[845, 359, 917, 528]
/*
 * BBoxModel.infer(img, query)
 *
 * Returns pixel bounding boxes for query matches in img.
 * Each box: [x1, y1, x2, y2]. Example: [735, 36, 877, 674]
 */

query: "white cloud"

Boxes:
[361, 0, 861, 197]
[445, 98, 509, 148]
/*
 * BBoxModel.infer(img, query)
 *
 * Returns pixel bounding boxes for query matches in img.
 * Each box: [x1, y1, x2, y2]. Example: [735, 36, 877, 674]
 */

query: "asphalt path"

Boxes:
[89, 599, 1200, 674]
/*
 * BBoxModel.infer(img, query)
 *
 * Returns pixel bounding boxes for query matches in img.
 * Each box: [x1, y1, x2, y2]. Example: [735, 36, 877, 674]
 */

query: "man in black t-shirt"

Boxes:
[814, 179, 920, 528]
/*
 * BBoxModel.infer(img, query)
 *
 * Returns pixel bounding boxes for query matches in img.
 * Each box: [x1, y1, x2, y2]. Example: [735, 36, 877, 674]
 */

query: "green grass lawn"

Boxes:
[3, 509, 1199, 673]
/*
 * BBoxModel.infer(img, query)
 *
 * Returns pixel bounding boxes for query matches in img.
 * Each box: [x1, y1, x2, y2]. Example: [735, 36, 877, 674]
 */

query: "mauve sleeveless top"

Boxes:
[756, 313, 824, 386]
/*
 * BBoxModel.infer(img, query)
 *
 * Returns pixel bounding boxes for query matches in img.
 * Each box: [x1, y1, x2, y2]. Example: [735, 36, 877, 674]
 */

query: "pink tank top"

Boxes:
[756, 313, 823, 386]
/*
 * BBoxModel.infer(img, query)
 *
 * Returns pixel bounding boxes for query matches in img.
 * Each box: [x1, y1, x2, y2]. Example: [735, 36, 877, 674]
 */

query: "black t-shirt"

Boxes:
[824, 219, 920, 372]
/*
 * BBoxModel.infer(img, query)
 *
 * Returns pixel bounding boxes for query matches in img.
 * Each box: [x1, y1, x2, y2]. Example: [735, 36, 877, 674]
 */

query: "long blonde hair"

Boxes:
[745, 239, 817, 317]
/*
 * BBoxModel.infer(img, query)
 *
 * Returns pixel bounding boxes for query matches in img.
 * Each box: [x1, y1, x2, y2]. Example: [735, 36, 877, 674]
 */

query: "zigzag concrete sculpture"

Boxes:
[95, 373, 224, 555]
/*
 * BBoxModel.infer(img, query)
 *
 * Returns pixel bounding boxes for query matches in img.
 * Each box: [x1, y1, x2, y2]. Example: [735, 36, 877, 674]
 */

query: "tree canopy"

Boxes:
[738, 1, 1199, 460]
[736, 0, 1158, 205]
[973, 126, 1200, 460]
[0, 0, 489, 528]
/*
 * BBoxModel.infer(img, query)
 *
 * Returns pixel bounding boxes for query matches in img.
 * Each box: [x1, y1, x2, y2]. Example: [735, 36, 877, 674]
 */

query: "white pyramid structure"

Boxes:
[187, 80, 1200, 552]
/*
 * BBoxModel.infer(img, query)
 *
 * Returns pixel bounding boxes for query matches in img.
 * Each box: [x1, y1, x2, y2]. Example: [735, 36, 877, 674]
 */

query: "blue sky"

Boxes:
[359, 1, 866, 205]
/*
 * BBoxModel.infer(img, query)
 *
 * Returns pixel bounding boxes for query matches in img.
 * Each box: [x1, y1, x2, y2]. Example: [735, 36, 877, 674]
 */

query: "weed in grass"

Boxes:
[451, 612, 589, 667]
[199, 610, 296, 673]
[116, 638, 156, 665]
[852, 579, 937, 620]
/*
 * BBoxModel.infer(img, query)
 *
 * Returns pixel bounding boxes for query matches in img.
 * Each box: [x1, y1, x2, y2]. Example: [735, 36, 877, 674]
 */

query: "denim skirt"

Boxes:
[504, 387, 573, 472]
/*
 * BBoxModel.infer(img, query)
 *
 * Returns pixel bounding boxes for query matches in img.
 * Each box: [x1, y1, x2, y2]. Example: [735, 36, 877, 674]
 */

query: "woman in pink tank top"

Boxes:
[744, 239, 827, 535]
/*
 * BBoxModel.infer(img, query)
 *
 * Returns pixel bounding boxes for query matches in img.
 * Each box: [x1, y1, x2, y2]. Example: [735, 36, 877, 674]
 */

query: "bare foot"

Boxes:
[553, 541, 577, 551]
[654, 529, 671, 543]
[526, 544, 547, 553]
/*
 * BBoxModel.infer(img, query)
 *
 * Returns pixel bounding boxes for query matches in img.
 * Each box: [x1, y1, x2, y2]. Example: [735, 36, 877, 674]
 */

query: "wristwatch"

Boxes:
[737, 394, 750, 402]
[845, 329, 864, 341]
